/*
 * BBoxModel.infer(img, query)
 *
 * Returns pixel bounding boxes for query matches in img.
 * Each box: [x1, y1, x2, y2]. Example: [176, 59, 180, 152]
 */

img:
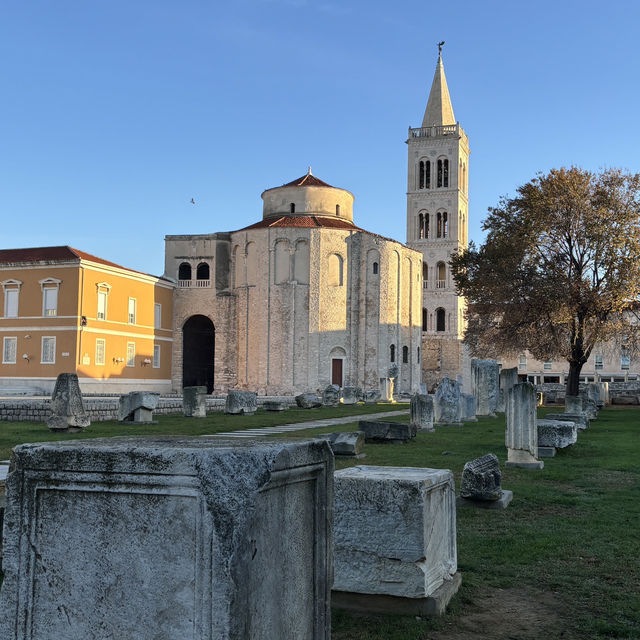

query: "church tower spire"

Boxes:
[405, 45, 470, 388]
[422, 50, 456, 127]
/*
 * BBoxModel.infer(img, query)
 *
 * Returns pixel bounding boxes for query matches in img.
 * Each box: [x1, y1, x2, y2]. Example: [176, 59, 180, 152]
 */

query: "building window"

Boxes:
[594, 355, 603, 370]
[519, 355, 527, 370]
[42, 287, 58, 317]
[95, 339, 105, 366]
[402, 346, 409, 363]
[153, 344, 161, 368]
[97, 290, 107, 320]
[390, 344, 395, 362]
[4, 288, 18, 318]
[126, 342, 135, 367]
[336, 204, 341, 216]
[41, 337, 56, 364]
[442, 211, 448, 237]
[621, 355, 630, 370]
[3, 337, 17, 364]
[436, 308, 446, 332]
[419, 160, 431, 189]
[154, 303, 162, 328]
[178, 262, 192, 281]
[128, 298, 136, 324]
[436, 262, 446, 288]
[443, 159, 449, 187]
[290, 203, 295, 213]
[422, 307, 428, 332]
[372, 262, 378, 275]
[543, 360, 552, 370]
[196, 262, 210, 281]
[328, 254, 344, 286]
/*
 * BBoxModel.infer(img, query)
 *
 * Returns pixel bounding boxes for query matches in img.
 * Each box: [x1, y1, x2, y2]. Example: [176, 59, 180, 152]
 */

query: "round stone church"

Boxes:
[164, 170, 423, 396]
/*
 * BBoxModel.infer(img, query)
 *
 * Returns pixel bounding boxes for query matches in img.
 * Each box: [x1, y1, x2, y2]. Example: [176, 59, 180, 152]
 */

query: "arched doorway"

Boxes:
[182, 315, 215, 393]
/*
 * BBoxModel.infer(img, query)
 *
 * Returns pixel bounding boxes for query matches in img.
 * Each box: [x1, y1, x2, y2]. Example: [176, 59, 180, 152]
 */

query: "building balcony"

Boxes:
[178, 279, 211, 288]
[408, 123, 462, 139]
[436, 280, 446, 289]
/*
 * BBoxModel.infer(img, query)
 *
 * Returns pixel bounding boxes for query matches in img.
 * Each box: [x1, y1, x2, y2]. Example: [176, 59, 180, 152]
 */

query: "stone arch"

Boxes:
[246, 242, 258, 286]
[436, 308, 446, 332]
[178, 262, 192, 281]
[328, 253, 344, 286]
[182, 315, 215, 394]
[196, 262, 210, 281]
[232, 245, 243, 288]
[293, 239, 309, 284]
[274, 239, 290, 284]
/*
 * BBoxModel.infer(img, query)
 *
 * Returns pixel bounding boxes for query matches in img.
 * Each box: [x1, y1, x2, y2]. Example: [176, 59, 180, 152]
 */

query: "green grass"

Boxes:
[1, 404, 638, 639]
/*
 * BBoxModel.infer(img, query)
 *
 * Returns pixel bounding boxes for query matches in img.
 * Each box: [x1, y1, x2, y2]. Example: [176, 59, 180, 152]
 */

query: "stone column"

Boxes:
[497, 367, 518, 413]
[597, 382, 609, 406]
[505, 382, 543, 469]
[471, 359, 499, 416]
[410, 393, 434, 431]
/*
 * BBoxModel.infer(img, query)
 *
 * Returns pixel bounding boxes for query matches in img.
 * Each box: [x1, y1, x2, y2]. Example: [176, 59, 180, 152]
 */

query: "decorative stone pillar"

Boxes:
[505, 382, 543, 469]
[380, 378, 395, 403]
[410, 393, 434, 431]
[471, 358, 499, 416]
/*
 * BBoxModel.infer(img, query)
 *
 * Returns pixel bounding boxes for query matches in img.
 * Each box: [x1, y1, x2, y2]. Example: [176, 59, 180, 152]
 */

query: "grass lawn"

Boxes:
[1, 404, 638, 639]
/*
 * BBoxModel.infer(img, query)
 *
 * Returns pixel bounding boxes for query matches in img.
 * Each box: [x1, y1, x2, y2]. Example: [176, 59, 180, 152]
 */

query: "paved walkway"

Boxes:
[207, 409, 410, 438]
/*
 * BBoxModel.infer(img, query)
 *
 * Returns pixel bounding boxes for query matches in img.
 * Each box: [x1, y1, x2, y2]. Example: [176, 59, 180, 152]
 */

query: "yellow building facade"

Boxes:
[0, 247, 174, 394]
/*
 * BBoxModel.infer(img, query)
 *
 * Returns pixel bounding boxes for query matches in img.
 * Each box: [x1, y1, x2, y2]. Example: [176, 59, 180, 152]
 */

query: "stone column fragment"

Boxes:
[505, 382, 543, 469]
[471, 359, 499, 417]
[410, 393, 434, 431]
[434, 377, 462, 425]
[183, 385, 207, 418]
[497, 367, 518, 413]
[46, 373, 90, 432]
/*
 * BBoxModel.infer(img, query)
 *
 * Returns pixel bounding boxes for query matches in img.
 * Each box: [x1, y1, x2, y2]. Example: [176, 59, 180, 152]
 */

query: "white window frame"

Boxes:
[96, 282, 111, 320]
[621, 354, 630, 370]
[41, 336, 56, 364]
[3, 337, 17, 364]
[39, 278, 61, 317]
[594, 355, 603, 370]
[95, 338, 106, 366]
[543, 360, 552, 371]
[3, 287, 20, 318]
[126, 342, 135, 367]
[153, 344, 161, 369]
[154, 303, 161, 328]
[518, 355, 527, 371]
[128, 297, 136, 325]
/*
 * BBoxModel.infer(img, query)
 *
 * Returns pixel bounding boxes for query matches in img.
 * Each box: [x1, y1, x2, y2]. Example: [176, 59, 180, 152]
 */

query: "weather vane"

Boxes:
[438, 41, 445, 56]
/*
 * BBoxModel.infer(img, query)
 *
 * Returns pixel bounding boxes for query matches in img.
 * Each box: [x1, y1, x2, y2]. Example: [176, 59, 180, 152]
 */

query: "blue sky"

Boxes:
[1, 0, 639, 276]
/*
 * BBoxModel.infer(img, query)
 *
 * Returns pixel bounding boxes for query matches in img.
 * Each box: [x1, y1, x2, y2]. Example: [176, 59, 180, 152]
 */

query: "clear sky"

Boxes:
[1, 0, 639, 276]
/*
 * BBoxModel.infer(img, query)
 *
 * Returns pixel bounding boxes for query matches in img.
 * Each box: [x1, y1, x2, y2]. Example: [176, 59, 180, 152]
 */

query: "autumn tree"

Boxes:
[451, 167, 640, 396]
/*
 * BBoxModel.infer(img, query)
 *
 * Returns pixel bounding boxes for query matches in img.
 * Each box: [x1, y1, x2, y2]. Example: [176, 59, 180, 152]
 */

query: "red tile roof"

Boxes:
[280, 173, 335, 188]
[236, 216, 361, 232]
[0, 246, 163, 279]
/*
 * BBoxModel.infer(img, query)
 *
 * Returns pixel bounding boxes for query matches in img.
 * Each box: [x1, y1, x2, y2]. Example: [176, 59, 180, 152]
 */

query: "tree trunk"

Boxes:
[566, 360, 583, 397]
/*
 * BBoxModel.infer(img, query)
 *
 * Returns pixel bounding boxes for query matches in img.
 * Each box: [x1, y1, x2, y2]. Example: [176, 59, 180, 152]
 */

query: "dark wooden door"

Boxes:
[331, 359, 343, 387]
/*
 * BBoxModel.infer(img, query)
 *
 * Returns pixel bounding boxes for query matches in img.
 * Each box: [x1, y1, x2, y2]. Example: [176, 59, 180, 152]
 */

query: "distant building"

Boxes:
[165, 171, 423, 395]
[0, 246, 174, 394]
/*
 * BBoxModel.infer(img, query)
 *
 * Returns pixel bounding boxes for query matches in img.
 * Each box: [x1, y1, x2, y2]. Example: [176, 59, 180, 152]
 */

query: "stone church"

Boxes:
[405, 51, 470, 390]
[165, 171, 423, 396]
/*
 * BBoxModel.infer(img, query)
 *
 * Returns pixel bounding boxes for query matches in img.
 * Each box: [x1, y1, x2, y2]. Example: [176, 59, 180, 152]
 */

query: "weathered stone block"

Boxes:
[322, 384, 340, 407]
[316, 431, 364, 457]
[362, 390, 381, 404]
[358, 420, 417, 443]
[296, 393, 322, 409]
[460, 453, 502, 501]
[379, 378, 395, 403]
[340, 387, 361, 405]
[118, 391, 160, 423]
[410, 393, 434, 431]
[224, 390, 258, 415]
[333, 465, 457, 599]
[537, 419, 578, 448]
[46, 373, 90, 432]
[0, 437, 333, 640]
[471, 358, 499, 416]
[546, 412, 589, 430]
[497, 367, 518, 413]
[434, 377, 462, 425]
[183, 385, 207, 418]
[263, 400, 288, 411]
[461, 393, 477, 422]
[564, 395, 583, 415]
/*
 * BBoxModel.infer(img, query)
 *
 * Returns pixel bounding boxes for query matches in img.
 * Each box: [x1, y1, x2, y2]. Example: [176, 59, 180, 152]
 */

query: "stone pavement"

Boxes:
[207, 409, 410, 438]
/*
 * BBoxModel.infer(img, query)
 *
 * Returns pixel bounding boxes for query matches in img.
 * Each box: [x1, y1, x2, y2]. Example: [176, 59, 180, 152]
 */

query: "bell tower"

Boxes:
[405, 45, 470, 388]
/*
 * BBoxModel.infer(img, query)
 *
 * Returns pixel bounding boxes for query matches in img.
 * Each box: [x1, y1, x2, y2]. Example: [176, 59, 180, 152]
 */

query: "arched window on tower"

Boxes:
[402, 346, 409, 363]
[336, 204, 340, 216]
[390, 344, 395, 362]
[419, 161, 425, 189]
[422, 307, 428, 331]
[418, 160, 431, 189]
[437, 212, 442, 238]
[437, 159, 443, 188]
[442, 211, 448, 238]
[436, 308, 446, 332]
[196, 262, 210, 282]
[437, 262, 446, 289]
[422, 262, 428, 288]
[443, 159, 449, 187]
[178, 262, 192, 281]
[424, 212, 429, 238]
[418, 212, 424, 239]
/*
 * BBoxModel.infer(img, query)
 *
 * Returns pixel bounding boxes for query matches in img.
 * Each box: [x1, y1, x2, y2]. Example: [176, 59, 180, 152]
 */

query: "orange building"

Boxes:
[0, 247, 174, 394]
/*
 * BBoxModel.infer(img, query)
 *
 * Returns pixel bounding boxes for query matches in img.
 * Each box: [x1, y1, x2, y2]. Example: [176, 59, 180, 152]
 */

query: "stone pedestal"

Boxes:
[410, 393, 434, 431]
[545, 412, 589, 430]
[118, 391, 160, 423]
[0, 437, 333, 640]
[333, 465, 458, 613]
[264, 400, 288, 411]
[460, 453, 503, 501]
[183, 385, 207, 418]
[497, 367, 518, 413]
[316, 432, 365, 458]
[434, 377, 462, 425]
[471, 358, 499, 417]
[46, 373, 90, 432]
[225, 390, 258, 415]
[362, 390, 381, 404]
[505, 382, 543, 469]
